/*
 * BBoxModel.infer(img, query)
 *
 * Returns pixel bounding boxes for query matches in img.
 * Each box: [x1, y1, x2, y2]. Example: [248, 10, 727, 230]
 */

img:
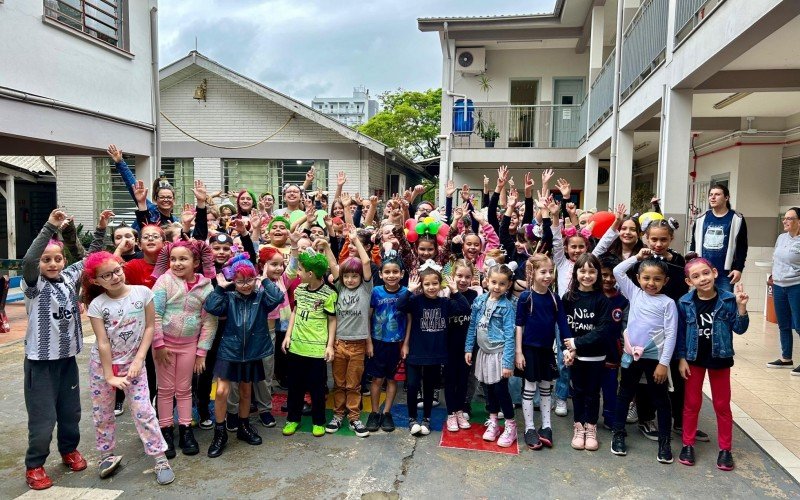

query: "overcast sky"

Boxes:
[158, 0, 555, 105]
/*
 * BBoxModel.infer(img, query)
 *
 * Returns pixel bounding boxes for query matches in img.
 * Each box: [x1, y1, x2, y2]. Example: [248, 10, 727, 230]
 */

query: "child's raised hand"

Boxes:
[461, 184, 471, 202]
[133, 180, 148, 205]
[216, 272, 230, 288]
[636, 247, 653, 261]
[735, 283, 749, 309]
[233, 218, 248, 236]
[193, 356, 206, 375]
[679, 359, 691, 380]
[337, 170, 347, 187]
[507, 188, 519, 208]
[107, 375, 130, 391]
[471, 209, 486, 224]
[555, 178, 571, 197]
[306, 166, 316, 183]
[47, 209, 68, 227]
[445, 179, 456, 198]
[464, 352, 472, 366]
[524, 171, 535, 196]
[541, 168, 554, 186]
[408, 274, 421, 293]
[97, 209, 115, 230]
[614, 203, 627, 221]
[653, 363, 668, 384]
[565, 202, 577, 216]
[192, 179, 208, 204]
[288, 227, 303, 246]
[445, 276, 458, 294]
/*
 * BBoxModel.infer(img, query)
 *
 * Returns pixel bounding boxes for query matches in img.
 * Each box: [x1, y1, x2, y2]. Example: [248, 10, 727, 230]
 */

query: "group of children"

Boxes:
[21, 155, 750, 491]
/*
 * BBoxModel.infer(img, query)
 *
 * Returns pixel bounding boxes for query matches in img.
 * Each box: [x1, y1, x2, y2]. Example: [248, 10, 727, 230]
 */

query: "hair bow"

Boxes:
[419, 259, 442, 273]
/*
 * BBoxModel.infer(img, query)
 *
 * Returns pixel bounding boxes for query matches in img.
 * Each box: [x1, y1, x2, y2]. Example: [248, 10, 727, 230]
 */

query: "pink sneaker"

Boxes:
[446, 414, 459, 432]
[497, 420, 518, 448]
[571, 422, 586, 450]
[584, 423, 599, 451]
[482, 418, 501, 442]
[456, 411, 471, 429]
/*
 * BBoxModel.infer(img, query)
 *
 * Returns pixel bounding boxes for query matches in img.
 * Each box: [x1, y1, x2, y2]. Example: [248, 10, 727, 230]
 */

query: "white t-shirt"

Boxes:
[88, 285, 154, 364]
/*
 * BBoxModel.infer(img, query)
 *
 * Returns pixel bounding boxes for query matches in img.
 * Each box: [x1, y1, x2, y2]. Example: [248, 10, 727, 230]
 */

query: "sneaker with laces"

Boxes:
[419, 418, 431, 436]
[456, 411, 471, 429]
[282, 421, 300, 436]
[538, 427, 553, 448]
[26, 466, 53, 490]
[62, 450, 88, 471]
[381, 412, 396, 432]
[98, 455, 122, 479]
[657, 436, 673, 464]
[571, 422, 586, 450]
[524, 428, 542, 450]
[638, 420, 659, 441]
[366, 412, 381, 432]
[679, 445, 695, 466]
[326, 416, 343, 434]
[555, 399, 568, 417]
[114, 400, 124, 417]
[482, 418, 501, 442]
[258, 411, 276, 428]
[626, 402, 638, 423]
[497, 420, 518, 447]
[611, 431, 627, 456]
[312, 425, 326, 437]
[154, 459, 175, 485]
[409, 418, 422, 436]
[446, 413, 459, 432]
[198, 418, 214, 430]
[349, 420, 370, 437]
[717, 449, 734, 471]
[584, 423, 599, 451]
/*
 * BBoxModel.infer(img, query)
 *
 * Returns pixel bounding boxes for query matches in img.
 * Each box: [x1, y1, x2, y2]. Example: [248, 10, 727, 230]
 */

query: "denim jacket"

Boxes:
[465, 293, 516, 370]
[677, 289, 749, 361]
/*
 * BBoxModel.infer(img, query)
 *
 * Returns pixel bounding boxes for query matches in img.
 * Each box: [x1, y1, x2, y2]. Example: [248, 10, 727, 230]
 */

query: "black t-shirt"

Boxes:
[692, 294, 734, 369]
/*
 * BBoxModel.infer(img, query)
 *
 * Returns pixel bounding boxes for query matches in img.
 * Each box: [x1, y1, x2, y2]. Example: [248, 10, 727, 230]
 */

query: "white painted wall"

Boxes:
[0, 0, 157, 125]
[452, 48, 589, 103]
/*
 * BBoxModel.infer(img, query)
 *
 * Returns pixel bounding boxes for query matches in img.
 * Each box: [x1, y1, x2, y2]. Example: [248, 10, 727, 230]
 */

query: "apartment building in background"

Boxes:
[312, 86, 380, 127]
[420, 0, 800, 312]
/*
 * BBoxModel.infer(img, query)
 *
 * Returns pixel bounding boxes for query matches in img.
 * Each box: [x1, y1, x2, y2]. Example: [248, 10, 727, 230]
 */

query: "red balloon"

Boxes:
[589, 211, 616, 239]
[437, 223, 450, 236]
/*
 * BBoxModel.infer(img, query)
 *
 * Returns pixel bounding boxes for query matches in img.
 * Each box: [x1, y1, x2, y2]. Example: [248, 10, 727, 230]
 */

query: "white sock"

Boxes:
[540, 382, 553, 429]
[522, 380, 537, 431]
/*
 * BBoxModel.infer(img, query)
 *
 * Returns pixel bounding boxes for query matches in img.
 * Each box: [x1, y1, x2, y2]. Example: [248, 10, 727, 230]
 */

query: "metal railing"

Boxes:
[620, 0, 668, 98]
[674, 0, 726, 47]
[577, 96, 589, 144]
[451, 104, 582, 149]
[588, 50, 615, 132]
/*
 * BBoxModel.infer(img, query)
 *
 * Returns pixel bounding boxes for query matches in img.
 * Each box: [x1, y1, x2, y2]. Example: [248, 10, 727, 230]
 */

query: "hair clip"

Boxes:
[419, 259, 443, 273]
[563, 226, 577, 238]
[506, 261, 519, 272]
[484, 258, 497, 269]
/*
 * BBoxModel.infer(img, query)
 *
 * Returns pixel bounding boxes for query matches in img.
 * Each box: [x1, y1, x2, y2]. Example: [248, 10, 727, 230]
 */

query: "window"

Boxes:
[44, 0, 124, 49]
[95, 157, 137, 226]
[781, 156, 800, 194]
[159, 158, 195, 208]
[223, 159, 328, 206]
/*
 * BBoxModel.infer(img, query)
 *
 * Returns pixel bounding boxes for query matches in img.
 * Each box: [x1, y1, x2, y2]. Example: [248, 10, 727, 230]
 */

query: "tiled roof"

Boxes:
[0, 156, 55, 174]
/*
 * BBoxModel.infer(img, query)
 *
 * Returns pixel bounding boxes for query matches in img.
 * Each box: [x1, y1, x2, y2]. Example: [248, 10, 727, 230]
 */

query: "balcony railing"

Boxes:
[588, 50, 615, 132]
[451, 104, 582, 149]
[620, 0, 668, 99]
[674, 0, 726, 47]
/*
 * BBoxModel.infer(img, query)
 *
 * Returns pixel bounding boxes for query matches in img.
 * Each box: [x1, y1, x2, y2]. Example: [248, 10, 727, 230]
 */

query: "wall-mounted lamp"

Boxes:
[194, 79, 207, 101]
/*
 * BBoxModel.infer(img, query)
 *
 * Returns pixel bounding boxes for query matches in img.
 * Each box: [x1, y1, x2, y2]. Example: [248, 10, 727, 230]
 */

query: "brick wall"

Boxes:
[56, 156, 95, 227]
[193, 158, 223, 194]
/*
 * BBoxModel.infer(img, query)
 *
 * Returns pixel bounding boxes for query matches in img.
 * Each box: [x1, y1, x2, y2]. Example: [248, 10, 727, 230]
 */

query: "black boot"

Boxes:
[179, 424, 199, 456]
[237, 419, 263, 445]
[161, 426, 176, 459]
[207, 423, 228, 458]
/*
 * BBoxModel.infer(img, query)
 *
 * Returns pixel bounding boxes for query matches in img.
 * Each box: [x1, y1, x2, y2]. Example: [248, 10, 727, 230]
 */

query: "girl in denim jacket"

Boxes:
[677, 258, 749, 471]
[466, 264, 517, 448]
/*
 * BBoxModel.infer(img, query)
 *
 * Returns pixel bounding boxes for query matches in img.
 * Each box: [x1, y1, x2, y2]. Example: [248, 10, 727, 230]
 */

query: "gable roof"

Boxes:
[158, 51, 430, 179]
[0, 156, 55, 181]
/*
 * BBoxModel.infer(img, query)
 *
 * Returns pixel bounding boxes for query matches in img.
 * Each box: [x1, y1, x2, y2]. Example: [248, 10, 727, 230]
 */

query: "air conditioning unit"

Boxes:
[455, 47, 485, 74]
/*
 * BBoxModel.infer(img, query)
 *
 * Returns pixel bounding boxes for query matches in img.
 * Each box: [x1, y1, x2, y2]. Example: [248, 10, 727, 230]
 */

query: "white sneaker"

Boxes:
[446, 414, 459, 432]
[626, 402, 639, 424]
[555, 399, 568, 417]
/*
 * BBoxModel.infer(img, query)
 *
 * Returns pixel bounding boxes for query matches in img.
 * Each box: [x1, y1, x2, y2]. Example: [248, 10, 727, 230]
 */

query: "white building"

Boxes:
[420, 0, 800, 311]
[0, 0, 159, 257]
[55, 51, 430, 227]
[312, 87, 379, 127]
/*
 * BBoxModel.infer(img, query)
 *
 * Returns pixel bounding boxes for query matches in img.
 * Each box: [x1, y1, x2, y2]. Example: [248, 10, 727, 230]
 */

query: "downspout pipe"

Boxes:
[150, 6, 161, 179]
[608, 0, 624, 205]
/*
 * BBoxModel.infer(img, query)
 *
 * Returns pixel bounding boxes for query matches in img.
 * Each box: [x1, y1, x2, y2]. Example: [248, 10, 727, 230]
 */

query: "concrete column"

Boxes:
[615, 129, 634, 207]
[584, 153, 599, 210]
[134, 155, 155, 195]
[665, 0, 678, 60]
[588, 6, 605, 81]
[656, 89, 693, 248]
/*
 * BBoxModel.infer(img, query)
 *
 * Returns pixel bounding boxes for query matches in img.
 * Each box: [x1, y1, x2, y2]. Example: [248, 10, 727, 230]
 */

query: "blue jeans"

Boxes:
[601, 366, 619, 426]
[715, 272, 733, 294]
[555, 346, 571, 401]
[773, 283, 800, 360]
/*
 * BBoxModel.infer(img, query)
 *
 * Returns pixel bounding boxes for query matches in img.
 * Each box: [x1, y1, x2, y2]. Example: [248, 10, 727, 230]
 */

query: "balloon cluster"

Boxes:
[405, 217, 450, 246]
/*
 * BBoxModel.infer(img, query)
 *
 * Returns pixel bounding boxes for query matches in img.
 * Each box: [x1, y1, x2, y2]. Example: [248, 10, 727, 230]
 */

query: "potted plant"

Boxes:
[480, 121, 499, 147]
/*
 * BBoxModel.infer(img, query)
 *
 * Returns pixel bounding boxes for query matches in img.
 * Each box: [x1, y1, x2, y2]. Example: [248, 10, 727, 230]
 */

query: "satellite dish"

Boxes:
[458, 51, 474, 68]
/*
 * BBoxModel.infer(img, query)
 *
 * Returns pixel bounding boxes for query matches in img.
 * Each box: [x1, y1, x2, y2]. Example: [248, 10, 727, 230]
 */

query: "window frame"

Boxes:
[43, 0, 132, 57]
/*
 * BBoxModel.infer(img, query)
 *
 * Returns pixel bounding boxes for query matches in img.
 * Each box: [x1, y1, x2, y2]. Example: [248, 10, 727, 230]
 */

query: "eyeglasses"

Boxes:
[783, 217, 798, 222]
[234, 278, 257, 286]
[141, 234, 163, 241]
[98, 266, 124, 281]
[157, 196, 174, 201]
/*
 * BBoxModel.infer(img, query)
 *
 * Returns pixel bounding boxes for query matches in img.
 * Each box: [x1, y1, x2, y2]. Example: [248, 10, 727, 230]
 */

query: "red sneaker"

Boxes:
[26, 467, 53, 490]
[61, 450, 88, 471]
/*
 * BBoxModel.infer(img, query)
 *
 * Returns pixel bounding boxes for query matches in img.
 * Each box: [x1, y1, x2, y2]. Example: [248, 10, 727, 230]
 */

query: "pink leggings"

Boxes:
[155, 339, 197, 428]
[682, 365, 733, 450]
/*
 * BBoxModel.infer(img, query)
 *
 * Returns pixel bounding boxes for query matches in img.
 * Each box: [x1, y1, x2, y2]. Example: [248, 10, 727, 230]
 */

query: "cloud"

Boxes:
[159, 0, 555, 103]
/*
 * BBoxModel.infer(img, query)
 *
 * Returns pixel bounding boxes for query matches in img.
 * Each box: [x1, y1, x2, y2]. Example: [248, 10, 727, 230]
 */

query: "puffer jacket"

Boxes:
[203, 280, 284, 362]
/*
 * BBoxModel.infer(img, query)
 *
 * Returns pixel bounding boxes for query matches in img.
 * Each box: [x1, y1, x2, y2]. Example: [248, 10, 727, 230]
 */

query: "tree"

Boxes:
[358, 88, 441, 161]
